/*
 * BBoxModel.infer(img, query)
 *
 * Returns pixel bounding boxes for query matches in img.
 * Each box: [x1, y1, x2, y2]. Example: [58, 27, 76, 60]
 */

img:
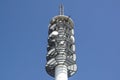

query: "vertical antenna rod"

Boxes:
[59, 4, 64, 15]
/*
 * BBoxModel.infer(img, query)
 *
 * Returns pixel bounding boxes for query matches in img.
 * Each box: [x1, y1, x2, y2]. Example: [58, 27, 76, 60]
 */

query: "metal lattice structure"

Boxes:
[46, 5, 77, 79]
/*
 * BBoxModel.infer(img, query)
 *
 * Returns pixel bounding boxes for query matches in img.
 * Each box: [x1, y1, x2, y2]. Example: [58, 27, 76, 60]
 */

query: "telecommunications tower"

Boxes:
[46, 4, 77, 80]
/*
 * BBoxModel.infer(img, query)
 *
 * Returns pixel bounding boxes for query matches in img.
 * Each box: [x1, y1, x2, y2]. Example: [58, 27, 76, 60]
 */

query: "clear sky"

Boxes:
[0, 0, 120, 80]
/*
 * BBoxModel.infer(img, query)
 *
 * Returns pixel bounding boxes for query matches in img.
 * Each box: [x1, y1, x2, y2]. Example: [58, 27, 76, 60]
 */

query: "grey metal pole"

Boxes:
[55, 65, 68, 80]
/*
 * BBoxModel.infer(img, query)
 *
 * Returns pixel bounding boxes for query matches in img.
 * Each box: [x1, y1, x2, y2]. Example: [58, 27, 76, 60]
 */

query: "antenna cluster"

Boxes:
[45, 5, 77, 80]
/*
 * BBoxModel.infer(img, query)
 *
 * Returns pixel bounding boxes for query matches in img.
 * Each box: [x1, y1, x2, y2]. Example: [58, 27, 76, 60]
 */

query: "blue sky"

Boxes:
[0, 0, 120, 80]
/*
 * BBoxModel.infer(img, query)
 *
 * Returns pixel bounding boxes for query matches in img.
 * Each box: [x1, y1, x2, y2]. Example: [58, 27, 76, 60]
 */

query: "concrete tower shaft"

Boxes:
[46, 5, 77, 79]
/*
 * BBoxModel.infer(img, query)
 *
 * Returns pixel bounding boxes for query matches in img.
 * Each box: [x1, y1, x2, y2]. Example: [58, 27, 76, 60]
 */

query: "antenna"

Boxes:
[46, 4, 77, 80]
[59, 4, 64, 15]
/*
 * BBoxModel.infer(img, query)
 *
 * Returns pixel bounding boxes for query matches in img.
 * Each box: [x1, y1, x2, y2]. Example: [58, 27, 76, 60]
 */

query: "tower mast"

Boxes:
[59, 4, 64, 15]
[46, 5, 77, 80]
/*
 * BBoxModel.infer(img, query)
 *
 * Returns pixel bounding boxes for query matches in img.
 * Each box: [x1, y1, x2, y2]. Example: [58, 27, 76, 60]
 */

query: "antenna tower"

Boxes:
[46, 5, 77, 80]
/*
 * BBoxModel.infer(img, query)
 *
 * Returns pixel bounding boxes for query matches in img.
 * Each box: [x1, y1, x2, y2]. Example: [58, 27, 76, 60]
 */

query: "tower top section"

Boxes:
[46, 5, 77, 79]
[49, 4, 74, 28]
[59, 4, 64, 15]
